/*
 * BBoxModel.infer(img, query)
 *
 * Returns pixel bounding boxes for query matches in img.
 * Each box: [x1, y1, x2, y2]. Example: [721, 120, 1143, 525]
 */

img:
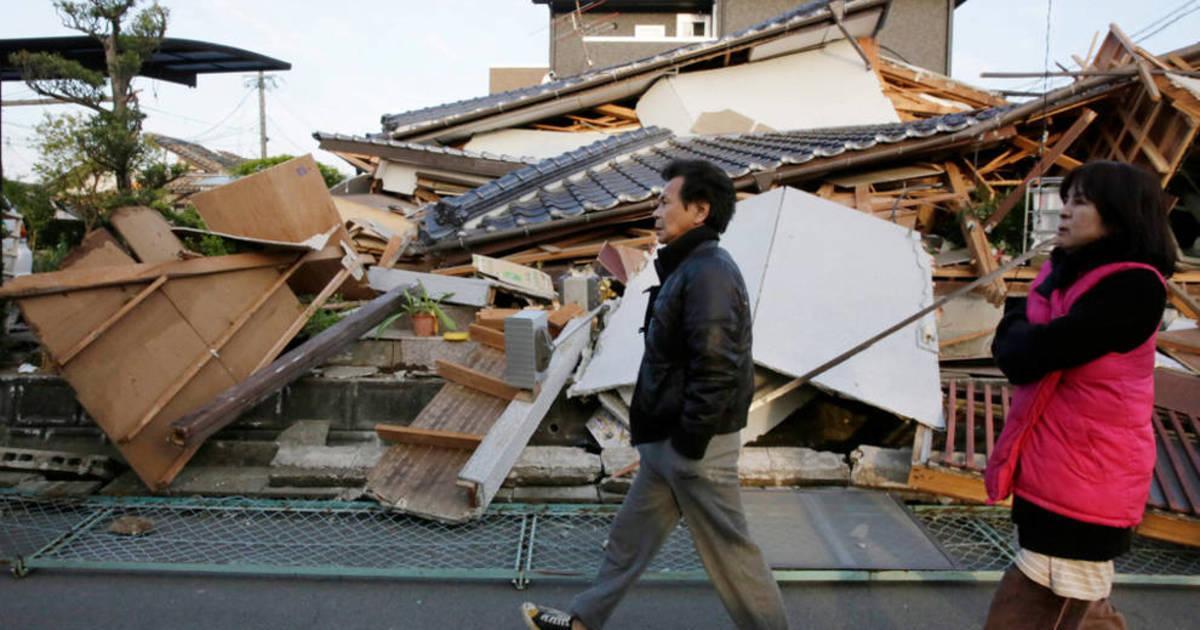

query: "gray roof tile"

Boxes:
[418, 107, 1010, 246]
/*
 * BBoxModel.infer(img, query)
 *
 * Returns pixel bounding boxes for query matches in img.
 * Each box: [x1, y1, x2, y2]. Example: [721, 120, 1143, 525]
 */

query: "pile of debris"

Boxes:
[3, 2, 1199, 547]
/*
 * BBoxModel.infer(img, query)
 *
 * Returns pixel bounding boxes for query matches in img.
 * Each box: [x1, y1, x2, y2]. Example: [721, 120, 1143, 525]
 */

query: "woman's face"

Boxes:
[1058, 185, 1108, 250]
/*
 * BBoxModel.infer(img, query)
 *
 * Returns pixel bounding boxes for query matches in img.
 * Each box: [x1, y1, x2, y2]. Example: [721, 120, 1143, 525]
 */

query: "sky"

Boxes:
[2, 0, 1198, 182]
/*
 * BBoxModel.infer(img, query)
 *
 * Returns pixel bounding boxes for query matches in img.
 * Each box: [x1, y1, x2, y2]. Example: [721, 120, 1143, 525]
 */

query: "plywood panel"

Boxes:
[110, 206, 188, 263]
[191, 154, 340, 243]
[60, 291, 235, 440]
[160, 268, 304, 380]
[60, 229, 132, 270]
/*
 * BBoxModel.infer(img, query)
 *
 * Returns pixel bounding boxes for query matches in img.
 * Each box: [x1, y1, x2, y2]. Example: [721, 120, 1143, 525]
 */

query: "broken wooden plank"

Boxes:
[1110, 23, 1161, 102]
[1168, 280, 1200, 320]
[169, 282, 415, 448]
[548, 303, 585, 334]
[435, 359, 521, 401]
[1158, 328, 1200, 356]
[0, 250, 327, 299]
[375, 424, 483, 450]
[110, 206, 190, 263]
[468, 323, 505, 351]
[475, 308, 521, 331]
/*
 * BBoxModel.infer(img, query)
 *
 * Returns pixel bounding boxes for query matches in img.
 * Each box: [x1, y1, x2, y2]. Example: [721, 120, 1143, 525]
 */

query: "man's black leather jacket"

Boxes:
[629, 225, 755, 459]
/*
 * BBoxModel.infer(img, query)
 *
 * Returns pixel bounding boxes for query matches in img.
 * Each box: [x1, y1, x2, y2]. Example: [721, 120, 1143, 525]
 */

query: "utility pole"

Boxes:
[245, 71, 278, 159]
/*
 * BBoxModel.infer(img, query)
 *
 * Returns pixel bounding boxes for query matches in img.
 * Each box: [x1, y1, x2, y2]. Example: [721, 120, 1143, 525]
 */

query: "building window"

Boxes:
[633, 24, 667, 39]
[583, 11, 715, 43]
[676, 13, 712, 39]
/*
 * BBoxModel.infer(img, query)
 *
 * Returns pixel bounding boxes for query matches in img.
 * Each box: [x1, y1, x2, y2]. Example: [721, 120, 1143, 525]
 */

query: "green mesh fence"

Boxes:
[3, 494, 1198, 586]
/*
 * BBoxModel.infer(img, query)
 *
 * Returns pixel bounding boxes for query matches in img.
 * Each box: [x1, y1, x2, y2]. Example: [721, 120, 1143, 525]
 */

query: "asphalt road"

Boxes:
[2, 571, 1197, 629]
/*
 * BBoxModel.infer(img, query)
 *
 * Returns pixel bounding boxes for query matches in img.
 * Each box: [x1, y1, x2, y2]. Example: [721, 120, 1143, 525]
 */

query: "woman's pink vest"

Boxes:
[984, 260, 1164, 528]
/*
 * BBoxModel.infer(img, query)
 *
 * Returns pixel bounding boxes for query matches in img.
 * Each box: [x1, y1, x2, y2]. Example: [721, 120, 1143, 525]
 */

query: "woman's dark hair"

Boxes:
[1059, 160, 1177, 276]
[662, 159, 736, 233]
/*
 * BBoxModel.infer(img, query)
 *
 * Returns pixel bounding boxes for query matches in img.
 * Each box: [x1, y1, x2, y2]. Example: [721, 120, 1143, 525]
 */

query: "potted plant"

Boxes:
[377, 284, 457, 337]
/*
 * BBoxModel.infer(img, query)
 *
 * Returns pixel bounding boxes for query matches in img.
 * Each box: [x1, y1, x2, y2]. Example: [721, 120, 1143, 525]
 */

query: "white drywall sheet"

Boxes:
[571, 187, 943, 429]
[464, 129, 609, 161]
[736, 187, 943, 428]
[568, 254, 659, 397]
[635, 39, 899, 137]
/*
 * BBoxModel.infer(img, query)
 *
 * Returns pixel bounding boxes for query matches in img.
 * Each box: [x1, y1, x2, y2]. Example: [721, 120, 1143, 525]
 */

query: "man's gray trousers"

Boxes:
[569, 433, 789, 629]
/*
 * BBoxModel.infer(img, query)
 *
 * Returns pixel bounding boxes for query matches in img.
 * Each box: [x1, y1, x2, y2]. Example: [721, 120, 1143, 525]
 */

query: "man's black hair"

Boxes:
[662, 159, 736, 233]
[1060, 160, 1177, 276]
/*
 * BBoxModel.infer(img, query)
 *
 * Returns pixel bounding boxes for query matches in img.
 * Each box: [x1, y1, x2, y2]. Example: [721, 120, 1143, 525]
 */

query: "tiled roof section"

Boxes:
[381, 0, 876, 136]
[312, 132, 539, 166]
[148, 134, 246, 173]
[419, 108, 1008, 244]
[423, 127, 673, 241]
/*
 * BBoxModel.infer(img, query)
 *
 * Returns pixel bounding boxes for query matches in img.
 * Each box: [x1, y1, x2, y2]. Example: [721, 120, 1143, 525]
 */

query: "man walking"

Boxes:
[522, 160, 789, 630]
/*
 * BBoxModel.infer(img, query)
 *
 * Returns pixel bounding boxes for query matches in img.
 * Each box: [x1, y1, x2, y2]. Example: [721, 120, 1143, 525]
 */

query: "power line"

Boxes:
[179, 87, 256, 142]
[1136, 4, 1200, 43]
[1130, 0, 1198, 39]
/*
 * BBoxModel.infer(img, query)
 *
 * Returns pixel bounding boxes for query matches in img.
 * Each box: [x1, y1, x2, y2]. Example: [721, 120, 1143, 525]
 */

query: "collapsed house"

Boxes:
[2, 1, 1199, 544]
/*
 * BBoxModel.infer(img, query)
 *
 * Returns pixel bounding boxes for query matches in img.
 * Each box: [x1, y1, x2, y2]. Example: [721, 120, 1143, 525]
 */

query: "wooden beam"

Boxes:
[468, 323, 506, 350]
[252, 266, 353, 374]
[1010, 136, 1082, 170]
[0, 251, 331, 300]
[169, 282, 416, 448]
[435, 359, 521, 400]
[1110, 23, 1162, 102]
[1167, 280, 1200, 320]
[593, 103, 639, 121]
[375, 424, 483, 450]
[1137, 510, 1200, 547]
[432, 235, 657, 276]
[907, 465, 1009, 505]
[985, 108, 1098, 231]
[1116, 105, 1171, 173]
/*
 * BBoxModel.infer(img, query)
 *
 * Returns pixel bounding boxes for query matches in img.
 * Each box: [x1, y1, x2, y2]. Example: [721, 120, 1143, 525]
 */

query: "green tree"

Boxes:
[2, 178, 56, 250]
[232, 155, 345, 189]
[10, 0, 168, 193]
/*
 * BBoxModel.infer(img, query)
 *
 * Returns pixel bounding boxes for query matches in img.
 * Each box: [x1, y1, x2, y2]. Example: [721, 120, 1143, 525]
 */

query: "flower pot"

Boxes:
[411, 313, 438, 337]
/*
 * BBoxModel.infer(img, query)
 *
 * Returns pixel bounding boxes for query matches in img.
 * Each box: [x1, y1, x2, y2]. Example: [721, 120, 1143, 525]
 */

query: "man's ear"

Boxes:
[690, 200, 710, 227]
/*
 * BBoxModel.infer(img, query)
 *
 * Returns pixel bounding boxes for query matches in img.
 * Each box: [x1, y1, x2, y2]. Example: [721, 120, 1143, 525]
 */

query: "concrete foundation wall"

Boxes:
[0, 373, 593, 447]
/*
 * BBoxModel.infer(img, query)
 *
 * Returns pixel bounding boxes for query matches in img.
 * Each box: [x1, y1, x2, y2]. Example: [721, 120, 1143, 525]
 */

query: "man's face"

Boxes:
[653, 176, 710, 245]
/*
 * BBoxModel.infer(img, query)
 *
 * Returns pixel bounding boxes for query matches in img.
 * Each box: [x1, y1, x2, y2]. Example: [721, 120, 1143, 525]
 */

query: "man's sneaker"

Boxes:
[521, 602, 574, 629]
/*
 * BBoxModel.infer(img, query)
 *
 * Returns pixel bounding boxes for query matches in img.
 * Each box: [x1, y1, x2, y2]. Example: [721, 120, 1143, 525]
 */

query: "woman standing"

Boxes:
[983, 161, 1177, 629]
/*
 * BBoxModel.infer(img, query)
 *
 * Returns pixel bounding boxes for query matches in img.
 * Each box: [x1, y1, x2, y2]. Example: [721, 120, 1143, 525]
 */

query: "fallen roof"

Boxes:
[379, 0, 891, 142]
[0, 36, 290, 87]
[312, 132, 537, 177]
[148, 134, 246, 173]
[418, 107, 1006, 247]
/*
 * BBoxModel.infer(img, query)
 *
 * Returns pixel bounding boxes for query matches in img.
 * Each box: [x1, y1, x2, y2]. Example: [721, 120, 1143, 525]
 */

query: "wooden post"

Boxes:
[169, 282, 414, 448]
